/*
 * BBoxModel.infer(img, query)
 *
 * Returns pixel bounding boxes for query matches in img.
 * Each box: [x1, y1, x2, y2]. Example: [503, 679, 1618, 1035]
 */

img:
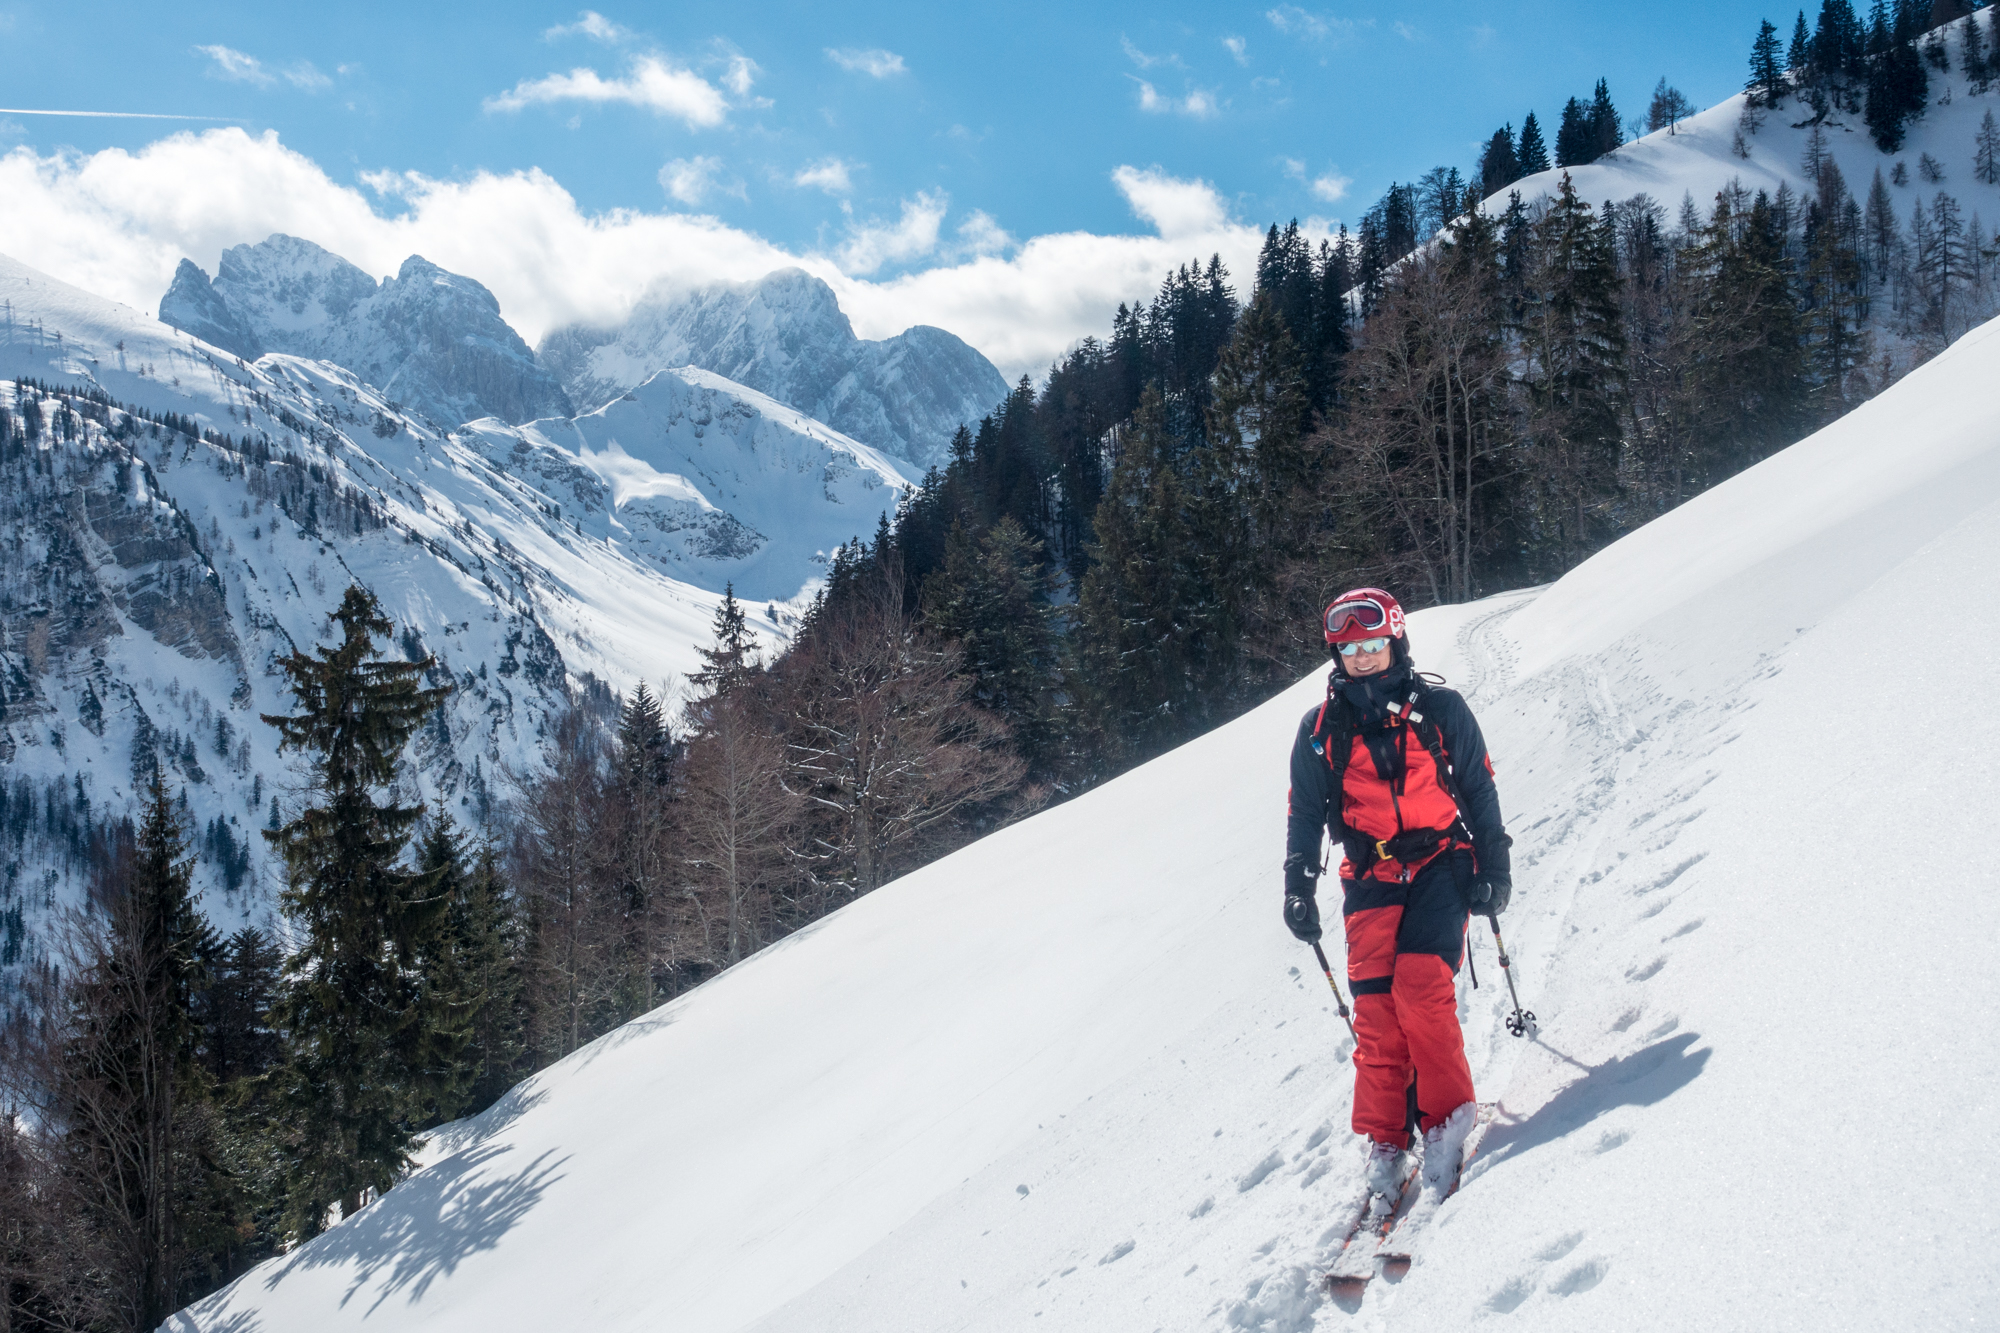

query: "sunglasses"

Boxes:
[1337, 637, 1391, 657]
[1325, 597, 1388, 636]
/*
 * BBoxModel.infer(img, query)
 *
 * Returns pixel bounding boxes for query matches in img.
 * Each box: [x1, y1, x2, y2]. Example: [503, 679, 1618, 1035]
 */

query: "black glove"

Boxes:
[1282, 852, 1322, 941]
[1464, 875, 1512, 918]
[1283, 892, 1322, 942]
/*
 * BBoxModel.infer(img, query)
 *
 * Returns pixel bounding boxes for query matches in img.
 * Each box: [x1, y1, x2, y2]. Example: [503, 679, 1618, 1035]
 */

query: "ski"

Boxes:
[1318, 1157, 1419, 1290]
[1375, 1102, 1498, 1266]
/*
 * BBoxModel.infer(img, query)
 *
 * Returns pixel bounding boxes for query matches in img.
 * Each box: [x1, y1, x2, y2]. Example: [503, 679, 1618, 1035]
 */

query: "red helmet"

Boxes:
[1322, 587, 1406, 646]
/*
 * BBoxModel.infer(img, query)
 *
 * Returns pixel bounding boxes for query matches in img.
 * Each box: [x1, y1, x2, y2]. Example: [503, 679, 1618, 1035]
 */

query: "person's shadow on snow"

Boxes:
[1477, 1032, 1711, 1168]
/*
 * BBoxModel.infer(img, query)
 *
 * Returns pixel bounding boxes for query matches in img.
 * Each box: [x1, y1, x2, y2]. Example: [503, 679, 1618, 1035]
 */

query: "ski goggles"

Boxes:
[1336, 637, 1392, 657]
[1324, 596, 1390, 637]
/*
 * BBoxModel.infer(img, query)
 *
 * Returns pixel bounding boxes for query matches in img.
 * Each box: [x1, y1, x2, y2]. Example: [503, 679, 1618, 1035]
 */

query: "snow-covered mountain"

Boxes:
[460, 366, 910, 601]
[0, 253, 907, 958]
[159, 235, 574, 429]
[164, 268, 2000, 1333]
[538, 268, 1010, 469]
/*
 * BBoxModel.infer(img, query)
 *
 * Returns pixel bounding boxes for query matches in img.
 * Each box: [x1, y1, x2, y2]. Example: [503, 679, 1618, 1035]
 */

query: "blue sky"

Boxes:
[0, 0, 1772, 375]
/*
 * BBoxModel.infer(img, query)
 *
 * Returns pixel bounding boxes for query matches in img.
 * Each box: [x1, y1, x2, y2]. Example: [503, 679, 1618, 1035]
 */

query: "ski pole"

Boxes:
[1465, 935, 1479, 990]
[1486, 917, 1536, 1038]
[1308, 940, 1359, 1043]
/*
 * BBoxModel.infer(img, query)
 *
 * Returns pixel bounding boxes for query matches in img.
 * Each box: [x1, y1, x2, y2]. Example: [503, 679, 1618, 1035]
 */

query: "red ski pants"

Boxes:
[1342, 850, 1475, 1148]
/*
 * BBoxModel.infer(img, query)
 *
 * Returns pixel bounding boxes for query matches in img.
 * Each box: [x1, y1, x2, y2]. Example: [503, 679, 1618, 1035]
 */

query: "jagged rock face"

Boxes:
[158, 235, 573, 429]
[538, 268, 1008, 469]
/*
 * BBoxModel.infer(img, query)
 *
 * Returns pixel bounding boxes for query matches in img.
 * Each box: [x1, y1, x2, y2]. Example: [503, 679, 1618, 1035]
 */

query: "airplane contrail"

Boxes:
[0, 108, 234, 120]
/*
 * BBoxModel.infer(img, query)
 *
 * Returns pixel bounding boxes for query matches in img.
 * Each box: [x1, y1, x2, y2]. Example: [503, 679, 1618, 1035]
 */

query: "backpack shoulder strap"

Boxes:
[1399, 682, 1469, 830]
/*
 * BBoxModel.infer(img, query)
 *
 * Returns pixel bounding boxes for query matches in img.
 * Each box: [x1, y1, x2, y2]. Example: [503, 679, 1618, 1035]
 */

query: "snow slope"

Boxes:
[167, 289, 2000, 1331]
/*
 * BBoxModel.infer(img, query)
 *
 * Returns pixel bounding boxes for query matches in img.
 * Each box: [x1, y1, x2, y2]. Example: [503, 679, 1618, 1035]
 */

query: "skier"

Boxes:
[1282, 587, 1512, 1207]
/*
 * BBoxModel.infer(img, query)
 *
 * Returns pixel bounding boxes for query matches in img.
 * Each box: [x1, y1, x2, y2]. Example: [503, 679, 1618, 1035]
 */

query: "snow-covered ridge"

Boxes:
[159, 234, 574, 429]
[538, 267, 1010, 469]
[460, 364, 912, 600]
[0, 253, 905, 957]
[165, 290, 2000, 1330]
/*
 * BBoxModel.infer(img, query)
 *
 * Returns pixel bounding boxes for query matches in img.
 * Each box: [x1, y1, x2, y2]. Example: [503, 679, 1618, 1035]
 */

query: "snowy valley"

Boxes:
[0, 252, 910, 947]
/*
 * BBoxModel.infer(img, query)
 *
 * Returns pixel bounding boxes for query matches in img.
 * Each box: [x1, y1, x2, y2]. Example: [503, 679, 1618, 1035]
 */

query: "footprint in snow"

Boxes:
[1536, 1231, 1585, 1262]
[1100, 1240, 1135, 1264]
[1548, 1258, 1610, 1295]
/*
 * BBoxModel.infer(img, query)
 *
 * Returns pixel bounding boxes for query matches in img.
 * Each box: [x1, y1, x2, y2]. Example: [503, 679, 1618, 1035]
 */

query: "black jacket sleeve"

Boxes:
[1427, 688, 1512, 883]
[1286, 709, 1336, 881]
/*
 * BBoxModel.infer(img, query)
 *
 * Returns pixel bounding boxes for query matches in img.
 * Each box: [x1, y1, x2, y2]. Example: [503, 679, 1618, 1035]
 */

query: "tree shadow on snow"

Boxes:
[1478, 1032, 1711, 1170]
[263, 1142, 570, 1315]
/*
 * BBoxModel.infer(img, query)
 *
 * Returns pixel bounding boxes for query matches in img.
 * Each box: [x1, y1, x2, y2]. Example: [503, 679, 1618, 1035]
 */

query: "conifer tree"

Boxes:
[1790, 11, 1813, 75]
[56, 770, 214, 1326]
[1556, 96, 1592, 166]
[1749, 18, 1789, 104]
[259, 584, 454, 1235]
[1966, 10, 1991, 93]
[1588, 79, 1623, 158]
[413, 816, 520, 1121]
[1517, 112, 1551, 174]
[1479, 124, 1521, 196]
[1518, 175, 1628, 572]
[921, 516, 1062, 774]
[1977, 109, 2000, 186]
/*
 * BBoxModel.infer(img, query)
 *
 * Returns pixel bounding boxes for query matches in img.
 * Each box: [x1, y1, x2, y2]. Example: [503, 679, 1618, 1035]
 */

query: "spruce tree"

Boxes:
[259, 584, 454, 1235]
[1790, 11, 1813, 76]
[1749, 18, 1789, 105]
[1479, 125, 1521, 196]
[1518, 174, 1628, 572]
[1966, 9, 1991, 93]
[1517, 111, 1551, 174]
[689, 585, 756, 700]
[1556, 97, 1592, 166]
[1588, 79, 1622, 158]
[920, 516, 1062, 774]
[1977, 109, 2000, 186]
[58, 769, 214, 1326]
[414, 816, 520, 1121]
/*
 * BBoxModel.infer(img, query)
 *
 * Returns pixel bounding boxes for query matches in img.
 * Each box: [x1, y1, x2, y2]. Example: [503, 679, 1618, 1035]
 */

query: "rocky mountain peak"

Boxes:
[158, 234, 571, 428]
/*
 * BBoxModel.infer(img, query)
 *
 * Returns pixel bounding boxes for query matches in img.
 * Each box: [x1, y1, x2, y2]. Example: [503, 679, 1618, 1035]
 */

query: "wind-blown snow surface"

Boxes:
[170, 315, 2000, 1330]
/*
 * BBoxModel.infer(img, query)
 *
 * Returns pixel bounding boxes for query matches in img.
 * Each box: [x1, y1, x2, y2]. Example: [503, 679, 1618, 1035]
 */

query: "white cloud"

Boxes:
[825, 47, 907, 78]
[951, 210, 1014, 259]
[284, 62, 332, 91]
[484, 56, 729, 127]
[793, 158, 853, 194]
[836, 192, 947, 274]
[195, 45, 275, 88]
[1310, 171, 1352, 202]
[1120, 37, 1181, 70]
[1131, 78, 1221, 119]
[545, 11, 632, 42]
[659, 155, 742, 205]
[1223, 35, 1248, 64]
[0, 129, 1306, 381]
[1392, 21, 1420, 41]
[722, 55, 759, 96]
[1265, 6, 1361, 43]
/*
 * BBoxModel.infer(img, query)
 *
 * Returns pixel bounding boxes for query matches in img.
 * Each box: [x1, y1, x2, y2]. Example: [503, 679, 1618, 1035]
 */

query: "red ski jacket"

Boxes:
[1286, 669, 1510, 885]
